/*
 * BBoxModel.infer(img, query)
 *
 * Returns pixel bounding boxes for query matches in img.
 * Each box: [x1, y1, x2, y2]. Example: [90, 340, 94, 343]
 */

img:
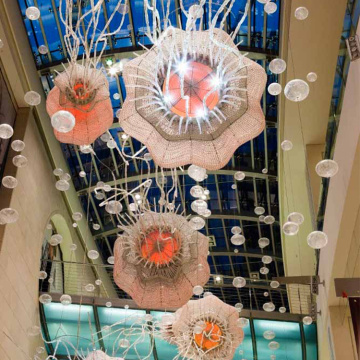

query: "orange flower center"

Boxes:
[194, 321, 222, 351]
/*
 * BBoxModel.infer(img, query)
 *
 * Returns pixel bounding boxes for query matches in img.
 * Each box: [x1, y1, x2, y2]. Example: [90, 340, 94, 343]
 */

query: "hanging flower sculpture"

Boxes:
[46, 0, 127, 145]
[118, 0, 266, 170]
[113, 211, 210, 308]
[166, 295, 244, 360]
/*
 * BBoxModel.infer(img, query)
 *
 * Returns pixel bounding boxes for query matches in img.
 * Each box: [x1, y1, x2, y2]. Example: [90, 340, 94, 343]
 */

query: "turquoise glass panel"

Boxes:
[233, 319, 254, 360]
[304, 323, 318, 360]
[254, 319, 303, 360]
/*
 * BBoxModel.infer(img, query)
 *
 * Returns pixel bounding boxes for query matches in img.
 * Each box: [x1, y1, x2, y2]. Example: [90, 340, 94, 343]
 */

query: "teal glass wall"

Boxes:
[304, 324, 318, 360]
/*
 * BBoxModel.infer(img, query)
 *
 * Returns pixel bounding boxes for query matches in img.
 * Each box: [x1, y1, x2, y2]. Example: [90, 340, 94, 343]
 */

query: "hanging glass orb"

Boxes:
[105, 200, 123, 214]
[260, 266, 269, 275]
[284, 79, 310, 102]
[107, 139, 117, 149]
[100, 132, 111, 142]
[36, 346, 45, 354]
[263, 302, 275, 312]
[70, 243, 77, 251]
[24, 91, 41, 105]
[282, 221, 299, 236]
[27, 325, 41, 337]
[193, 285, 204, 296]
[88, 250, 99, 260]
[257, 0, 270, 3]
[0, 124, 13, 139]
[11, 140, 25, 152]
[161, 313, 175, 325]
[108, 256, 115, 264]
[254, 206, 265, 215]
[191, 199, 208, 214]
[262, 168, 268, 174]
[93, 223, 101, 230]
[46, 223, 52, 230]
[231, 184, 236, 190]
[48, 278, 54, 284]
[235, 303, 244, 312]
[190, 185, 204, 198]
[188, 164, 207, 182]
[53, 168, 63, 176]
[119, 339, 130, 348]
[263, 330, 276, 340]
[95, 279, 102, 286]
[262, 255, 272, 264]
[264, 215, 275, 224]
[303, 316, 313, 325]
[268, 83, 282, 96]
[95, 192, 105, 201]
[269, 58, 286, 74]
[51, 110, 76, 133]
[307, 72, 318, 82]
[2, 176, 18, 189]
[56, 180, 70, 191]
[264, 291, 269, 297]
[281, 140, 293, 151]
[237, 317, 249, 328]
[279, 306, 286, 313]
[0, 208, 19, 224]
[189, 4, 204, 18]
[118, 4, 129, 15]
[233, 277, 246, 288]
[72, 212, 82, 221]
[13, 155, 28, 168]
[106, 301, 112, 308]
[287, 212, 304, 225]
[231, 234, 245, 246]
[25, 6, 40, 20]
[38, 45, 48, 54]
[189, 216, 205, 230]
[202, 209, 212, 217]
[143, 152, 152, 161]
[39, 294, 52, 305]
[270, 355, 276, 360]
[270, 280, 280, 288]
[234, 171, 245, 181]
[259, 215, 265, 222]
[315, 159, 339, 178]
[60, 173, 71, 181]
[39, 271, 47, 280]
[85, 283, 95, 292]
[307, 231, 328, 249]
[103, 184, 112, 192]
[113, 93, 121, 100]
[295, 6, 309, 20]
[258, 237, 270, 249]
[80, 145, 93, 154]
[60, 294, 72, 305]
[268, 341, 280, 350]
[72, 222, 77, 228]
[264, 2, 277, 14]
[204, 291, 213, 297]
[49, 234, 62, 246]
[231, 226, 242, 235]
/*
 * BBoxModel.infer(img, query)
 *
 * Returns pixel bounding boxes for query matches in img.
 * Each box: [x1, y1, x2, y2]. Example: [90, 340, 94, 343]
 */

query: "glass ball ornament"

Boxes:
[143, 152, 152, 161]
[270, 280, 280, 288]
[88, 250, 99, 260]
[108, 256, 115, 264]
[189, 216, 205, 230]
[53, 168, 63, 176]
[95, 192, 105, 200]
[233, 277, 246, 288]
[259, 215, 265, 222]
[237, 317, 249, 328]
[39, 294, 52, 304]
[263, 291, 269, 297]
[51, 110, 75, 133]
[190, 185, 204, 198]
[268, 341, 280, 350]
[60, 294, 72, 305]
[107, 139, 117, 149]
[0, 208, 19, 224]
[284, 79, 310, 102]
[38, 45, 48, 54]
[72, 222, 77, 228]
[113, 93, 121, 100]
[27, 325, 41, 337]
[161, 313, 175, 325]
[93, 223, 101, 230]
[12, 155, 28, 168]
[287, 212, 304, 225]
[105, 301, 112, 308]
[282, 221, 299, 236]
[25, 6, 40, 20]
[191, 199, 208, 214]
[119, 338, 130, 348]
[100, 132, 111, 142]
[268, 83, 282, 96]
[263, 302, 275, 312]
[105, 200, 123, 214]
[49, 234, 63, 246]
[234, 171, 245, 181]
[11, 140, 25, 152]
[36, 346, 45, 354]
[39, 271, 47, 280]
[231, 234, 245, 246]
[269, 58, 286, 74]
[24, 91, 41, 105]
[303, 316, 313, 325]
[72, 212, 82, 221]
[80, 145, 92, 154]
[204, 291, 213, 297]
[264, 215, 275, 224]
[262, 255, 272, 264]
[60, 173, 71, 181]
[145, 314, 153, 322]
[264, 2, 277, 14]
[193, 285, 204, 296]
[85, 283, 95, 292]
[262, 168, 268, 174]
[0, 124, 13, 139]
[231, 226, 242, 234]
[189, 4, 204, 18]
[95, 279, 102, 286]
[263, 330, 276, 340]
[307, 72, 318, 82]
[56, 180, 70, 191]
[2, 176, 18, 189]
[281, 140, 293, 151]
[231, 184, 237, 189]
[271, 355, 276, 360]
[202, 209, 212, 217]
[315, 159, 339, 178]
[188, 164, 207, 182]
[279, 306, 286, 313]
[295, 6, 309, 20]
[70, 243, 77, 251]
[48, 277, 54, 284]
[235, 303, 244, 312]
[258, 237, 270, 249]
[254, 206, 265, 215]
[260, 266, 269, 275]
[307, 231, 328, 249]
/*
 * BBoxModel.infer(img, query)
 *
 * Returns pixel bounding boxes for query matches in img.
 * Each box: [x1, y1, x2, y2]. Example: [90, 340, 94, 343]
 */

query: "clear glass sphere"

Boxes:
[271, 355, 276, 360]
[270, 280, 280, 288]
[287, 212, 304, 225]
[307, 231, 328, 249]
[262, 255, 272, 264]
[189, 4, 204, 18]
[315, 159, 339, 178]
[269, 58, 286, 74]
[80, 145, 92, 154]
[88, 250, 99, 260]
[268, 341, 280, 350]
[105, 200, 123, 214]
[190, 185, 204, 198]
[24, 91, 41, 105]
[193, 285, 204, 295]
[263, 330, 276, 340]
[307, 72, 318, 82]
[143, 152, 152, 161]
[108, 256, 115, 264]
[53, 168, 63, 176]
[60, 173, 71, 181]
[0, 124, 13, 139]
[113, 93, 121, 100]
[38, 45, 48, 54]
[95, 279, 102, 286]
[234, 171, 245, 181]
[259, 215, 265, 222]
[39, 271, 47, 280]
[282, 221, 299, 236]
[268, 83, 282, 96]
[295, 6, 309, 20]
[95, 192, 105, 200]
[264, 2, 277, 14]
[161, 313, 175, 325]
[49, 234, 62, 246]
[188, 164, 207, 182]
[51, 110, 75, 133]
[119, 339, 130, 348]
[107, 139, 117, 149]
[258, 237, 270, 249]
[39, 294, 52, 304]
[257, 0, 270, 3]
[279, 306, 286, 313]
[284, 79, 310, 102]
[85, 283, 95, 292]
[118, 4, 129, 15]
[254, 206, 265, 215]
[100, 132, 111, 142]
[263, 302, 275, 312]
[0, 208, 19, 224]
[231, 184, 237, 189]
[281, 140, 293, 151]
[231, 226, 242, 234]
[11, 140, 25, 152]
[231, 234, 245, 245]
[260, 266, 269, 275]
[46, 223, 52, 230]
[48, 278, 54, 284]
[191, 199, 208, 214]
[106, 301, 112, 308]
[237, 317, 249, 328]
[235, 302, 244, 311]
[145, 314, 153, 322]
[12, 155, 28, 168]
[204, 291, 213, 297]
[27, 325, 41, 336]
[233, 276, 246, 288]
[72, 222, 77, 228]
[189, 216, 205, 230]
[264, 215, 275, 224]
[2, 176, 18, 189]
[70, 243, 77, 251]
[36, 346, 45, 354]
[26, 6, 40, 20]
[303, 316, 313, 325]
[264, 291, 269, 297]
[60, 294, 72, 305]
[202, 209, 212, 217]
[72, 212, 82, 221]
[262, 168, 268, 174]
[56, 180, 70, 191]
[93, 223, 101, 230]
